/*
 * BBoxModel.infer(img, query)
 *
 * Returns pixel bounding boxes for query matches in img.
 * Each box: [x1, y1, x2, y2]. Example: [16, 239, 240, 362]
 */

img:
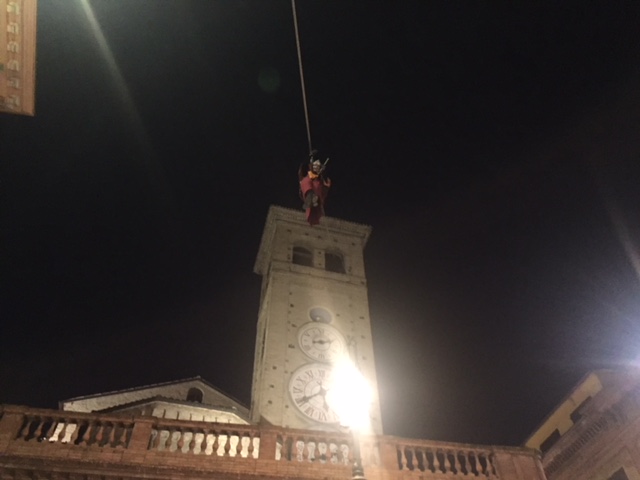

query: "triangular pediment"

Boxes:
[60, 377, 249, 424]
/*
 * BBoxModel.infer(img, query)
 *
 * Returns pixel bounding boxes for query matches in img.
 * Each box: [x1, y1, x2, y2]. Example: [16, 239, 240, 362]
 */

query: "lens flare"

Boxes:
[326, 357, 373, 432]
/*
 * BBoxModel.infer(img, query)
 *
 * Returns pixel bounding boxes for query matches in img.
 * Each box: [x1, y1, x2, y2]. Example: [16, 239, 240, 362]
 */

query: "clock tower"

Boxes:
[251, 206, 383, 434]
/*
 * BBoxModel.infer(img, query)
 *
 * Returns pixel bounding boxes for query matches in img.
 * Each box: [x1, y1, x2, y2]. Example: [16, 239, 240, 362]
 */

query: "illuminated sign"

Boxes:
[0, 0, 37, 116]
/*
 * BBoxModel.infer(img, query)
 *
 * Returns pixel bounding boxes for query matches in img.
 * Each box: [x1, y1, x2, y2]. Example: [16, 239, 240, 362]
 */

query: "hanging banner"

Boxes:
[0, 0, 37, 116]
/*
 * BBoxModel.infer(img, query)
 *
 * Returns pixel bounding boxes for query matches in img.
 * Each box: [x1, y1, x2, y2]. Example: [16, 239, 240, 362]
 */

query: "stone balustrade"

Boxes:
[15, 411, 134, 447]
[0, 405, 546, 480]
[396, 439, 497, 477]
[149, 421, 260, 458]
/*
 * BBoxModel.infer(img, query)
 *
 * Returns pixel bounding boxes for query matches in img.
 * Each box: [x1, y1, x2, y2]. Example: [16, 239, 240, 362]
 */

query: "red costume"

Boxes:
[300, 172, 331, 225]
[299, 155, 331, 226]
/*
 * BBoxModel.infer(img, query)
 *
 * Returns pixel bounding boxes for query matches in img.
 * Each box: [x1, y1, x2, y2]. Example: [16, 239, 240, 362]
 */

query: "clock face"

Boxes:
[298, 322, 346, 363]
[289, 364, 340, 424]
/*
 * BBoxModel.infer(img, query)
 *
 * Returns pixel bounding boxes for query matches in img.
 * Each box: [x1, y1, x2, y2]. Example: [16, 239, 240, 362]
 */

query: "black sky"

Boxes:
[2, 0, 640, 446]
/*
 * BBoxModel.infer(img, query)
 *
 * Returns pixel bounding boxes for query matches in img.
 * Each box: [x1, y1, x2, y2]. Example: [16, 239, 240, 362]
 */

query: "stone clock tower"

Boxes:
[251, 206, 383, 434]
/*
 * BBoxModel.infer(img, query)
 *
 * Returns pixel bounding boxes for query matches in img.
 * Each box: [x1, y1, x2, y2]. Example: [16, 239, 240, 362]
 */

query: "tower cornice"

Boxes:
[254, 205, 371, 275]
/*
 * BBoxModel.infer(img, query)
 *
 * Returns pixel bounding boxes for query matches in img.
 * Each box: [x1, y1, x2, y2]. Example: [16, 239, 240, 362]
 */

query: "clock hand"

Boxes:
[296, 384, 325, 404]
[314, 383, 332, 411]
[295, 394, 316, 404]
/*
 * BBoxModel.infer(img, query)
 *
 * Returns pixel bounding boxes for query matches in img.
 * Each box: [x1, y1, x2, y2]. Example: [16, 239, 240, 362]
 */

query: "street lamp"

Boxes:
[326, 357, 373, 480]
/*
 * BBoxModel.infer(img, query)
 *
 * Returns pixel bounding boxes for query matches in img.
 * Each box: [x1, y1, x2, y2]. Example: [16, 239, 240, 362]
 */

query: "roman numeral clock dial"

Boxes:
[288, 364, 340, 424]
[297, 322, 346, 363]
[289, 321, 347, 424]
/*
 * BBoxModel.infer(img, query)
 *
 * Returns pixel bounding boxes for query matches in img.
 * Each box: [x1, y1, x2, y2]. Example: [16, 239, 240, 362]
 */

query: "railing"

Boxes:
[278, 432, 347, 464]
[276, 432, 380, 466]
[0, 405, 545, 480]
[149, 423, 260, 458]
[15, 412, 134, 448]
[397, 441, 497, 478]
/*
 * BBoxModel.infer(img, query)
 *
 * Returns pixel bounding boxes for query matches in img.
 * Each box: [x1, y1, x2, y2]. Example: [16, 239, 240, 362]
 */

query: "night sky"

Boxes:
[2, 0, 640, 447]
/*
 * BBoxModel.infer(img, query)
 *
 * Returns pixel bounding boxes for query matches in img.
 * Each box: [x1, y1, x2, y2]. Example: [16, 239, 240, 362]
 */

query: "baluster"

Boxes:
[224, 433, 232, 456]
[90, 421, 102, 446]
[107, 423, 119, 447]
[285, 436, 294, 461]
[411, 446, 419, 470]
[479, 452, 491, 477]
[100, 422, 112, 447]
[432, 448, 441, 473]
[23, 416, 37, 441]
[27, 416, 43, 441]
[408, 446, 416, 470]
[16, 416, 30, 440]
[70, 421, 85, 445]
[473, 452, 483, 476]
[413, 448, 424, 472]
[441, 450, 449, 473]
[159, 429, 170, 450]
[317, 442, 327, 463]
[95, 422, 106, 446]
[423, 449, 433, 473]
[240, 435, 250, 458]
[329, 442, 338, 464]
[58, 422, 72, 443]
[81, 421, 93, 446]
[193, 432, 204, 454]
[124, 423, 133, 447]
[340, 443, 350, 465]
[251, 436, 260, 459]
[175, 429, 185, 452]
[456, 451, 467, 475]
[295, 439, 305, 461]
[161, 429, 171, 451]
[170, 430, 181, 452]
[441, 450, 450, 473]
[181, 431, 193, 453]
[230, 434, 240, 457]
[204, 433, 214, 455]
[211, 431, 220, 455]
[469, 451, 479, 475]
[40, 418, 57, 441]
[246, 434, 254, 458]
[217, 433, 227, 456]
[34, 417, 46, 441]
[396, 446, 406, 470]
[158, 430, 169, 451]
[447, 451, 457, 474]
[149, 429, 159, 450]
[188, 431, 201, 454]
[307, 441, 316, 462]
[118, 423, 128, 447]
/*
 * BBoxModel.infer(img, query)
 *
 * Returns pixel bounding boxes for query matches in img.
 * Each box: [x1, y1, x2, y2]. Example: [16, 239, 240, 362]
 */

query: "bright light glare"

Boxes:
[326, 357, 373, 432]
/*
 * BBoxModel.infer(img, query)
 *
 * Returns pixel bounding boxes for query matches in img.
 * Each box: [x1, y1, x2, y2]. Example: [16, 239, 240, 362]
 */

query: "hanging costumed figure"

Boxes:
[298, 150, 331, 226]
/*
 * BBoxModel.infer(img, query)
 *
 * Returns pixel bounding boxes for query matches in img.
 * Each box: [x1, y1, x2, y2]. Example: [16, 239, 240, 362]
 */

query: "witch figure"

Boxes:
[298, 150, 331, 226]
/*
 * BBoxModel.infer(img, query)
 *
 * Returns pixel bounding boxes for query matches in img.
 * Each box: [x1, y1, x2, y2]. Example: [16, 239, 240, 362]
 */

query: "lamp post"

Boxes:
[326, 358, 373, 480]
[350, 431, 366, 480]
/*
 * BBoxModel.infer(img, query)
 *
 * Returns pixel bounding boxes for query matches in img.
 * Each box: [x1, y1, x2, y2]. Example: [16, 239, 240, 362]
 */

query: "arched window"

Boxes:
[325, 251, 345, 274]
[186, 387, 204, 403]
[292, 246, 313, 267]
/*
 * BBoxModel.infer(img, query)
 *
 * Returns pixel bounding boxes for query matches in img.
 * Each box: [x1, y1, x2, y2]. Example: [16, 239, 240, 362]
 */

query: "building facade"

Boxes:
[0, 206, 552, 480]
[526, 368, 640, 480]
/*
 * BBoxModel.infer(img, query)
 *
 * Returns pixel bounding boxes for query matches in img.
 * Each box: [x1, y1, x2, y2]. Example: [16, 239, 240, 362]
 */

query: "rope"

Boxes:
[291, 0, 313, 154]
